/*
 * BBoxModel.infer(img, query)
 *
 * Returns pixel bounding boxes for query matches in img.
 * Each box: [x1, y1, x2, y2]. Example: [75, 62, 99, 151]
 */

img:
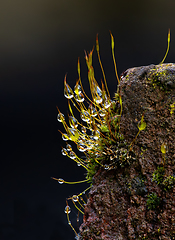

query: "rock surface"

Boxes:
[79, 63, 175, 239]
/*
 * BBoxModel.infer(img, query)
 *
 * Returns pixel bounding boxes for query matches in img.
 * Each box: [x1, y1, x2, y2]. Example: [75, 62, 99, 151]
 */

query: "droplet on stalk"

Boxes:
[77, 143, 87, 152]
[64, 76, 74, 99]
[69, 151, 77, 159]
[75, 92, 85, 102]
[62, 133, 69, 141]
[94, 86, 103, 104]
[72, 195, 79, 202]
[88, 104, 97, 117]
[99, 109, 106, 117]
[57, 113, 65, 122]
[103, 95, 111, 109]
[93, 130, 100, 140]
[58, 178, 64, 184]
[66, 144, 72, 151]
[69, 116, 78, 128]
[80, 110, 91, 123]
[74, 81, 82, 95]
[64, 205, 71, 214]
[81, 126, 86, 134]
[61, 148, 67, 156]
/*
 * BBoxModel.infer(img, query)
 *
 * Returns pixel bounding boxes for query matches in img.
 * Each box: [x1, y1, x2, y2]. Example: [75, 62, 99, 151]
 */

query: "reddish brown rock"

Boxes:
[79, 64, 175, 239]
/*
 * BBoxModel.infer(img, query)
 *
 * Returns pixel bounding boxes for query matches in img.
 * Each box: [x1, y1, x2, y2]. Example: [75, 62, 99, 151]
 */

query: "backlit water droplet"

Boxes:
[104, 165, 109, 170]
[99, 109, 106, 117]
[94, 86, 103, 104]
[74, 83, 82, 95]
[57, 113, 65, 122]
[81, 126, 86, 134]
[92, 130, 100, 140]
[64, 205, 71, 214]
[69, 151, 76, 159]
[88, 104, 97, 117]
[69, 116, 78, 128]
[72, 195, 79, 202]
[62, 133, 69, 141]
[77, 143, 87, 152]
[66, 144, 72, 151]
[58, 178, 64, 184]
[64, 80, 74, 99]
[80, 111, 91, 123]
[75, 92, 85, 102]
[104, 99, 111, 109]
[61, 148, 67, 156]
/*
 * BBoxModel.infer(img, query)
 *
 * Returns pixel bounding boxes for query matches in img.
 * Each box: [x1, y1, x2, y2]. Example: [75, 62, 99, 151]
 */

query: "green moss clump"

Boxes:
[152, 166, 165, 185]
[162, 175, 175, 191]
[146, 193, 161, 210]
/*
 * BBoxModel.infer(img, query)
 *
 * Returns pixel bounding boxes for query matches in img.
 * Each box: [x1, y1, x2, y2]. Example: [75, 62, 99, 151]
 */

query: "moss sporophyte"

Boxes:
[52, 30, 171, 238]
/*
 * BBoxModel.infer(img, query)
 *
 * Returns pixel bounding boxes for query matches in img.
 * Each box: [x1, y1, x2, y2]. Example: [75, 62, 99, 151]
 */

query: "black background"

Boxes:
[1, 0, 175, 239]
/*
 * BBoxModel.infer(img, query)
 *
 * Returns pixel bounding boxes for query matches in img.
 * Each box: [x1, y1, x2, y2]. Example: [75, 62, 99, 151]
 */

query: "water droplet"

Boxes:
[81, 126, 86, 134]
[99, 109, 106, 117]
[74, 83, 82, 95]
[94, 86, 103, 104]
[80, 111, 91, 123]
[75, 92, 85, 102]
[66, 144, 72, 151]
[69, 116, 78, 128]
[104, 99, 111, 109]
[72, 195, 79, 202]
[69, 151, 76, 159]
[102, 94, 111, 109]
[77, 162, 81, 166]
[92, 130, 100, 140]
[68, 220, 71, 225]
[64, 78, 74, 99]
[61, 148, 67, 156]
[88, 104, 97, 117]
[57, 113, 65, 122]
[58, 178, 64, 184]
[87, 142, 94, 149]
[94, 96, 102, 104]
[104, 165, 109, 170]
[64, 205, 71, 214]
[62, 133, 69, 141]
[77, 143, 87, 152]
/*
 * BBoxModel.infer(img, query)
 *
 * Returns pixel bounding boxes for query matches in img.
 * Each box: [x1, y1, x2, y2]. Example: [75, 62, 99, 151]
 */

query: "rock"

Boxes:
[79, 63, 175, 239]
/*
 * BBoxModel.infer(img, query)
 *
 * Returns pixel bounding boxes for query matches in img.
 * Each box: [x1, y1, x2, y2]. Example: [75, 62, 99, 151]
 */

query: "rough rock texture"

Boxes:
[79, 63, 175, 239]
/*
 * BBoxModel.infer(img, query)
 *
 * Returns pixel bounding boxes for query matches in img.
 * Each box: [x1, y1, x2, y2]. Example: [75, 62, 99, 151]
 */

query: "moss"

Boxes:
[146, 193, 161, 210]
[162, 175, 175, 191]
[152, 166, 165, 185]
[170, 102, 175, 114]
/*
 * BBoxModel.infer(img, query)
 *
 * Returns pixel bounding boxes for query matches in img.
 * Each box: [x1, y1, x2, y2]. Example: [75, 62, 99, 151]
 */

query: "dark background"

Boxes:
[0, 0, 175, 239]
